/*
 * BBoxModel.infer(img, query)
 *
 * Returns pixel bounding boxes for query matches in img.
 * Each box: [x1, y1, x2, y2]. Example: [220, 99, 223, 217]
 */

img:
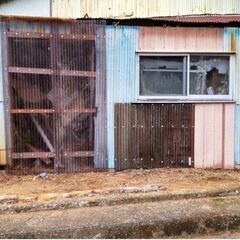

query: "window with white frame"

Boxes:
[139, 54, 232, 100]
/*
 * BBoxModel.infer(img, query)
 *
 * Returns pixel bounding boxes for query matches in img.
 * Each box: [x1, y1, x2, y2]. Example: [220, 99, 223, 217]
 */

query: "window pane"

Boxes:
[190, 56, 229, 95]
[140, 56, 186, 96]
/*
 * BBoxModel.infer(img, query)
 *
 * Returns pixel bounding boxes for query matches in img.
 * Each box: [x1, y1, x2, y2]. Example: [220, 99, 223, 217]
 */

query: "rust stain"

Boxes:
[230, 33, 236, 52]
[0, 150, 6, 166]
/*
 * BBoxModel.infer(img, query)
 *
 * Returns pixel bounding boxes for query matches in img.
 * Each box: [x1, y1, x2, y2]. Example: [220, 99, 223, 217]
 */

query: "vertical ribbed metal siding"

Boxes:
[0, 22, 6, 165]
[195, 103, 235, 169]
[52, 0, 240, 19]
[235, 105, 240, 165]
[224, 28, 240, 165]
[106, 26, 139, 168]
[233, 28, 240, 164]
[224, 28, 238, 102]
[0, 103, 6, 165]
[0, 19, 107, 173]
[0, 23, 3, 102]
[140, 27, 224, 52]
[0, 21, 52, 168]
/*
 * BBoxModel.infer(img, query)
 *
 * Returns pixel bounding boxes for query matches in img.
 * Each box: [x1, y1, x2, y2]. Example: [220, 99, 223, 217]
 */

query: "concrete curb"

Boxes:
[0, 187, 240, 214]
[0, 196, 240, 238]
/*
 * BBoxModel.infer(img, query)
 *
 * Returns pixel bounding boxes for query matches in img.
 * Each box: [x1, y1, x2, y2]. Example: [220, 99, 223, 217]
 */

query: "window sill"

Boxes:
[132, 99, 235, 104]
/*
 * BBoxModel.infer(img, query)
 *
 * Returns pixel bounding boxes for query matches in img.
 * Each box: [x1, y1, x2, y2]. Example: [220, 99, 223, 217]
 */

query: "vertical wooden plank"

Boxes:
[224, 104, 235, 169]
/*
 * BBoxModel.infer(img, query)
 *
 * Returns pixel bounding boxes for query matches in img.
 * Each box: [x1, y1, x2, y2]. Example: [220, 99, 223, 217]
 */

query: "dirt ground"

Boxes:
[0, 168, 240, 203]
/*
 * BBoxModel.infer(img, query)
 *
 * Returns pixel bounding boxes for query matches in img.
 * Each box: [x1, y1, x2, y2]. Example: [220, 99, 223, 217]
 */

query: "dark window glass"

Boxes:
[140, 56, 187, 96]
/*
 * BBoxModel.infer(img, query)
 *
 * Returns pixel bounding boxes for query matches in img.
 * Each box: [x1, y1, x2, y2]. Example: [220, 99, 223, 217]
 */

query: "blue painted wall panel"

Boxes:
[224, 28, 240, 103]
[106, 26, 139, 168]
[224, 28, 240, 165]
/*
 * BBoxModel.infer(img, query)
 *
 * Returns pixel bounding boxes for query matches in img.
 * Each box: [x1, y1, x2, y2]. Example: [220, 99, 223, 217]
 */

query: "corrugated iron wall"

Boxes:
[106, 26, 139, 168]
[0, 19, 239, 171]
[52, 0, 240, 19]
[139, 27, 224, 52]
[235, 105, 240, 165]
[224, 28, 240, 166]
[194, 103, 235, 169]
[0, 22, 6, 166]
[115, 103, 194, 170]
[1, 19, 107, 174]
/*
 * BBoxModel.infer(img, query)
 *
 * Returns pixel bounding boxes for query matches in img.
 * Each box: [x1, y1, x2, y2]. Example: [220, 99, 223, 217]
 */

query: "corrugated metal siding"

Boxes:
[94, 23, 107, 169]
[139, 27, 224, 52]
[194, 103, 234, 169]
[0, 23, 4, 102]
[52, 0, 240, 19]
[224, 28, 240, 104]
[0, 19, 107, 173]
[224, 28, 240, 166]
[235, 105, 240, 165]
[0, 22, 6, 165]
[0, 0, 50, 17]
[115, 103, 194, 170]
[0, 102, 6, 165]
[106, 26, 139, 168]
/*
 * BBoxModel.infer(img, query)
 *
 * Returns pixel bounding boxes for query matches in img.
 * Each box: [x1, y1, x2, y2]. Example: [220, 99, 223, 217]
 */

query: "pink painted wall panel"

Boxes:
[139, 27, 224, 52]
[194, 105, 204, 168]
[224, 104, 235, 169]
[194, 103, 234, 169]
[202, 104, 215, 168]
[213, 104, 223, 168]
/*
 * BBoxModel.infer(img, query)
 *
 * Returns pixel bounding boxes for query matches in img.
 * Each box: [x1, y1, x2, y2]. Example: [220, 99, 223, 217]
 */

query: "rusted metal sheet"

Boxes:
[3, 19, 106, 174]
[52, 0, 240, 19]
[139, 27, 224, 52]
[194, 103, 234, 169]
[115, 103, 194, 170]
[152, 16, 240, 24]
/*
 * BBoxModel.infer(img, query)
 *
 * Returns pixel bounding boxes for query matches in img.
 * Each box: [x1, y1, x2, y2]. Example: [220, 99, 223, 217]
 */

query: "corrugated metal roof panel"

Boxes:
[152, 15, 240, 23]
[52, 0, 240, 19]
